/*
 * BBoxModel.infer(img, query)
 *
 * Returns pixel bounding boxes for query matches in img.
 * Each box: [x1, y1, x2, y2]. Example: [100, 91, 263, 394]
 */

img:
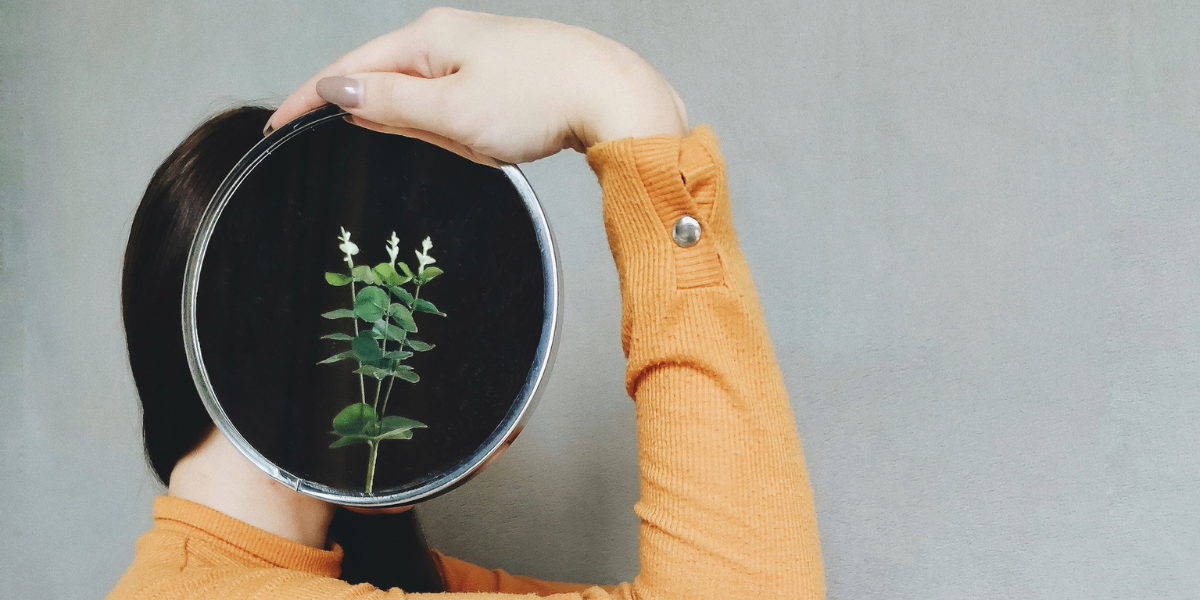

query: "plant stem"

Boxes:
[364, 440, 379, 494]
[380, 283, 421, 418]
[372, 377, 382, 413]
[380, 377, 396, 418]
[373, 334, 386, 413]
[349, 278, 366, 405]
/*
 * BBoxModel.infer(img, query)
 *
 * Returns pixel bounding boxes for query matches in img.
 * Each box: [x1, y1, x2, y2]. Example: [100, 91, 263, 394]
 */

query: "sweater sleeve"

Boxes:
[579, 125, 825, 599]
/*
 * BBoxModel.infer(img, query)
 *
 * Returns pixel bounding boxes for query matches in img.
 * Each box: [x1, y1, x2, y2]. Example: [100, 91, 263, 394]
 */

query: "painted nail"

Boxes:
[316, 76, 362, 108]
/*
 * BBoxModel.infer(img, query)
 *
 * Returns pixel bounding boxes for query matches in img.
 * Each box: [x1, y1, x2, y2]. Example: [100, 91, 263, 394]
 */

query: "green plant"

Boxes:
[319, 227, 447, 494]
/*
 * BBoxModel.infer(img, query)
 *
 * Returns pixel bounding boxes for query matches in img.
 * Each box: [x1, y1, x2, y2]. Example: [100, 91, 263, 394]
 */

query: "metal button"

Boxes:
[672, 215, 702, 247]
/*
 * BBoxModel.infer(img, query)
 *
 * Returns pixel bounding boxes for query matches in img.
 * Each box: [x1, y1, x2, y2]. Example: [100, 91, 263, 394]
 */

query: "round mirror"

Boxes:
[182, 104, 560, 507]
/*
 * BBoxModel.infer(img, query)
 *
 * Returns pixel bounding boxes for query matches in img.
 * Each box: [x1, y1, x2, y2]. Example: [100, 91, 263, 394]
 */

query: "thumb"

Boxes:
[316, 72, 466, 145]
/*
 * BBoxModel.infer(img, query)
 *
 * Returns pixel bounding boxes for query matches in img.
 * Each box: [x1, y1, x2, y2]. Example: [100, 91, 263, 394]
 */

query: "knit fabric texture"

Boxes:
[105, 126, 825, 600]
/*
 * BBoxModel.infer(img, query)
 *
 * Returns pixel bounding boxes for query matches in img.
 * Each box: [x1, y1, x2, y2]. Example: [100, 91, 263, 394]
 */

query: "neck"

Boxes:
[168, 428, 337, 548]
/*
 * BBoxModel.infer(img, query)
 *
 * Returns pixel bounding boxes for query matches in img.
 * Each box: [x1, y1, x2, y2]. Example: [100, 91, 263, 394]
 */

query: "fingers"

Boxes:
[344, 116, 500, 168]
[266, 10, 466, 133]
[322, 71, 474, 146]
[268, 78, 328, 134]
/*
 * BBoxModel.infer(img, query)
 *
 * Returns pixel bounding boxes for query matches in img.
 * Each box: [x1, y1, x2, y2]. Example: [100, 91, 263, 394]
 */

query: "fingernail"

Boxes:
[316, 76, 362, 108]
[263, 122, 274, 136]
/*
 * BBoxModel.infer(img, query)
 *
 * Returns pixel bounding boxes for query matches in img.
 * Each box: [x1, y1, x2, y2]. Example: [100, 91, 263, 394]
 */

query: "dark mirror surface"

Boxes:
[194, 113, 546, 497]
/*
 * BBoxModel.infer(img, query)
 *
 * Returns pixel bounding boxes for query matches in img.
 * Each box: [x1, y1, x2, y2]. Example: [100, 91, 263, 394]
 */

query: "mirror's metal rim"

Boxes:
[181, 104, 561, 507]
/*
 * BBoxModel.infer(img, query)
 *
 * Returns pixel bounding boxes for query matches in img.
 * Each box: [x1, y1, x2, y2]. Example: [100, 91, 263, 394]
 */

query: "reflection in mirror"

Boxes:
[184, 105, 558, 506]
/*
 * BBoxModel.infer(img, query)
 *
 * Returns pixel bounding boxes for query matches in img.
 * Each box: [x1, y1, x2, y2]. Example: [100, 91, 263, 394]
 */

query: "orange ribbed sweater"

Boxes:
[105, 126, 825, 600]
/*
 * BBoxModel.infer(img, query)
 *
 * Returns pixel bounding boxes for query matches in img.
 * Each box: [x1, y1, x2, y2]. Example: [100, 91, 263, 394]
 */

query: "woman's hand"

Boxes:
[266, 8, 688, 165]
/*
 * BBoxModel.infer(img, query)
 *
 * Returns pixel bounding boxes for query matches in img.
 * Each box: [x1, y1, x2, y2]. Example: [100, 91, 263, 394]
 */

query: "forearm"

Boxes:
[587, 127, 825, 599]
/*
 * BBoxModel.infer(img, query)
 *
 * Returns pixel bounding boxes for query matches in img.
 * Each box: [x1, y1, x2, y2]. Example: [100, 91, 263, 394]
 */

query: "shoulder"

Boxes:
[106, 496, 357, 600]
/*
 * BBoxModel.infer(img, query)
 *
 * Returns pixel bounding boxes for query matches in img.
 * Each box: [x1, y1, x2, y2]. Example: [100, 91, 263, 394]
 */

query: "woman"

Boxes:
[108, 8, 825, 599]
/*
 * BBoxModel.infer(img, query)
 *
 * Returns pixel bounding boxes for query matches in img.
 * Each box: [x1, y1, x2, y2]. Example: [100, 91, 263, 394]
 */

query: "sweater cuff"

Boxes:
[586, 125, 727, 289]
[585, 125, 731, 356]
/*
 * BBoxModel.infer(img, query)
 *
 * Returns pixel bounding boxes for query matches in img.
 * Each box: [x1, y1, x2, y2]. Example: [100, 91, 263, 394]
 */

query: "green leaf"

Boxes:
[332, 403, 377, 436]
[317, 350, 355, 365]
[360, 356, 389, 369]
[394, 312, 417, 332]
[383, 350, 413, 360]
[330, 434, 372, 448]
[369, 316, 412, 340]
[321, 309, 357, 320]
[321, 333, 354, 341]
[391, 366, 419, 383]
[351, 265, 375, 284]
[396, 261, 414, 279]
[417, 266, 443, 284]
[412, 298, 444, 316]
[355, 365, 390, 380]
[387, 285, 415, 305]
[381, 308, 416, 333]
[353, 286, 389, 322]
[404, 339, 434, 352]
[325, 272, 353, 286]
[380, 415, 426, 432]
[373, 263, 405, 287]
[388, 302, 412, 320]
[374, 321, 408, 342]
[351, 331, 382, 362]
[375, 428, 414, 441]
[374, 412, 425, 440]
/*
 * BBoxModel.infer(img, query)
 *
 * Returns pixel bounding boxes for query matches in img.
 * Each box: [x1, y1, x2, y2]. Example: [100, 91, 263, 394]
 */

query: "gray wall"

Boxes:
[2, 1, 1198, 598]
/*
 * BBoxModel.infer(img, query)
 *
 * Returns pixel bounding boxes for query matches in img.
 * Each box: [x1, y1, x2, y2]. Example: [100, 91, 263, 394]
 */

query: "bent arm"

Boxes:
[428, 126, 826, 598]
[351, 126, 827, 599]
[583, 126, 824, 599]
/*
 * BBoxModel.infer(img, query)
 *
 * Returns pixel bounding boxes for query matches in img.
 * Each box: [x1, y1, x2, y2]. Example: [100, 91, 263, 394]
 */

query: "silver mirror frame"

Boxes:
[181, 104, 561, 507]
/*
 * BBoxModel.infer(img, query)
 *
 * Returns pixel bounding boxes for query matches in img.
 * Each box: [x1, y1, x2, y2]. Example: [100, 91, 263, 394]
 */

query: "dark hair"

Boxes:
[121, 106, 444, 592]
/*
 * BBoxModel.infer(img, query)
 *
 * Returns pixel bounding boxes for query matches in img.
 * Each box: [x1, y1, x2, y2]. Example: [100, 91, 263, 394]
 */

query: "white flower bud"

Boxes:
[338, 227, 359, 265]
[386, 231, 400, 265]
[415, 236, 436, 269]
